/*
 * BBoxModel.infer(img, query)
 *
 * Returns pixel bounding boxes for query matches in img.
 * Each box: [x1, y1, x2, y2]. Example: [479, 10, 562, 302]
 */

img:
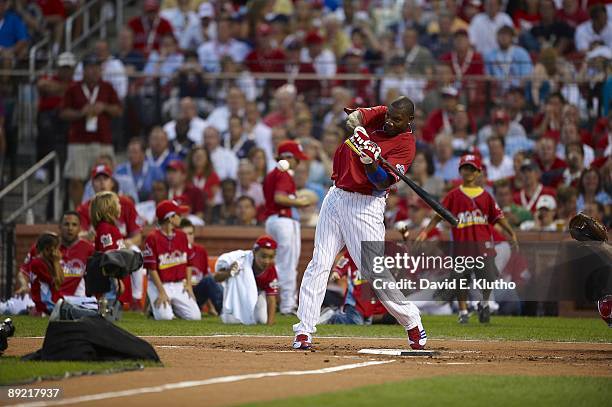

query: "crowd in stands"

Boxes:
[0, 0, 610, 232]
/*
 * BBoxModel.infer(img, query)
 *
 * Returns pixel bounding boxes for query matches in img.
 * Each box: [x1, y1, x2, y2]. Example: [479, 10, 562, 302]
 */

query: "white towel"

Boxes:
[218, 250, 258, 325]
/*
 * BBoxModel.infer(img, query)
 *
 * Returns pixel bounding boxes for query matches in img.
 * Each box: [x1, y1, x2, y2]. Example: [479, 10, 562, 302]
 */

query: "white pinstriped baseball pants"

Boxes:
[293, 186, 422, 335]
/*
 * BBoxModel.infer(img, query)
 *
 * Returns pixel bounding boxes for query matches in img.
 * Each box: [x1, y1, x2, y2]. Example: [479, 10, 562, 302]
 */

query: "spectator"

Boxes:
[534, 136, 568, 187]
[469, 0, 514, 55]
[556, 185, 578, 228]
[263, 84, 296, 128]
[136, 180, 169, 225]
[34, 0, 65, 54]
[248, 147, 270, 183]
[505, 86, 534, 134]
[236, 160, 264, 207]
[0, 0, 29, 65]
[530, 47, 575, 107]
[420, 64, 455, 116]
[508, 150, 527, 192]
[494, 179, 533, 228]
[244, 24, 286, 76]
[179, 1, 217, 51]
[74, 40, 128, 100]
[582, 201, 606, 226]
[577, 46, 612, 118]
[293, 160, 326, 208]
[424, 10, 455, 58]
[401, 27, 435, 77]
[574, 4, 612, 52]
[389, 0, 428, 43]
[213, 55, 256, 104]
[348, 24, 385, 74]
[143, 34, 185, 87]
[559, 123, 594, 167]
[81, 154, 138, 203]
[562, 142, 585, 187]
[485, 25, 533, 91]
[422, 86, 460, 143]
[409, 149, 445, 199]
[379, 56, 425, 106]
[244, 101, 273, 165]
[433, 134, 460, 182]
[513, 159, 556, 213]
[484, 136, 514, 181]
[166, 159, 205, 218]
[512, 0, 540, 32]
[160, 0, 198, 50]
[115, 137, 165, 202]
[231, 195, 259, 226]
[115, 27, 146, 73]
[300, 136, 332, 189]
[526, 0, 574, 54]
[127, 0, 174, 55]
[334, 48, 373, 105]
[534, 92, 566, 138]
[519, 194, 558, 231]
[223, 115, 256, 160]
[163, 97, 207, 145]
[209, 178, 237, 225]
[301, 30, 337, 78]
[576, 167, 611, 213]
[557, 0, 589, 28]
[203, 125, 239, 180]
[197, 16, 250, 73]
[175, 51, 210, 104]
[477, 108, 533, 158]
[450, 105, 476, 154]
[322, 86, 351, 129]
[146, 126, 178, 172]
[283, 39, 320, 98]
[186, 145, 220, 202]
[207, 86, 245, 134]
[60, 54, 122, 208]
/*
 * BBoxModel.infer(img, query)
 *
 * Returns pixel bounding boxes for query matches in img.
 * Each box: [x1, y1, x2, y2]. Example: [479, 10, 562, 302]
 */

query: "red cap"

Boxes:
[167, 159, 186, 173]
[459, 154, 483, 171]
[91, 164, 112, 180]
[278, 140, 309, 160]
[254, 235, 278, 250]
[156, 199, 189, 221]
[305, 31, 324, 45]
[144, 0, 160, 12]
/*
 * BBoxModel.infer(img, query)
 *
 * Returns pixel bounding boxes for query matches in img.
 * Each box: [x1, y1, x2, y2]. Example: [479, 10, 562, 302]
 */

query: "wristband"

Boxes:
[367, 165, 388, 184]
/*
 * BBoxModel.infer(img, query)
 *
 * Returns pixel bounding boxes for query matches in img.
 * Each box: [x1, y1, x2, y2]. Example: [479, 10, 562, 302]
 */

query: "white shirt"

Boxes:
[575, 21, 612, 52]
[247, 121, 274, 166]
[483, 155, 515, 181]
[74, 58, 128, 99]
[197, 39, 251, 72]
[181, 21, 217, 51]
[379, 76, 426, 103]
[556, 143, 594, 168]
[163, 116, 208, 145]
[160, 8, 199, 49]
[468, 12, 514, 55]
[210, 146, 239, 180]
[207, 106, 244, 134]
[236, 182, 265, 207]
[300, 48, 337, 78]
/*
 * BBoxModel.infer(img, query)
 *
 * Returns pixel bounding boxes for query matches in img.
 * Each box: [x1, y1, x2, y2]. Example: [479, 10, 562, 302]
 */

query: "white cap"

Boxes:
[536, 194, 556, 211]
[198, 2, 214, 18]
[586, 46, 612, 60]
[57, 52, 76, 67]
[441, 86, 459, 97]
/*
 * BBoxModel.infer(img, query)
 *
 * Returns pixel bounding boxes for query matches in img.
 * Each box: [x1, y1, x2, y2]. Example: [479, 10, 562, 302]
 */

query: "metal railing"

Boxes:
[65, 0, 121, 52]
[0, 152, 62, 224]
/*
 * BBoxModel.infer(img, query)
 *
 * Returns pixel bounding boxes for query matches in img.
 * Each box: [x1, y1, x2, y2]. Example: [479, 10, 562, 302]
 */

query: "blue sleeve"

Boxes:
[15, 14, 28, 42]
[484, 51, 495, 75]
[517, 48, 533, 77]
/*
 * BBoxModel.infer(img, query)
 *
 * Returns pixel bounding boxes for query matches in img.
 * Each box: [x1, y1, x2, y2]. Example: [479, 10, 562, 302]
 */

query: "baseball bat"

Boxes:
[344, 139, 459, 227]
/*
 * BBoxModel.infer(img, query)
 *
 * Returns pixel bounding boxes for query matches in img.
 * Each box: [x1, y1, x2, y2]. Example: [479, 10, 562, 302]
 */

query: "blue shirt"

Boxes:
[115, 161, 165, 202]
[0, 11, 28, 48]
[434, 157, 461, 182]
[485, 45, 533, 89]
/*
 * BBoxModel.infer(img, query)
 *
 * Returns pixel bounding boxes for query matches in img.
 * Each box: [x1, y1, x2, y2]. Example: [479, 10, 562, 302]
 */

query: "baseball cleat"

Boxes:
[458, 312, 469, 324]
[292, 333, 312, 350]
[49, 298, 64, 322]
[407, 323, 427, 350]
[477, 303, 490, 324]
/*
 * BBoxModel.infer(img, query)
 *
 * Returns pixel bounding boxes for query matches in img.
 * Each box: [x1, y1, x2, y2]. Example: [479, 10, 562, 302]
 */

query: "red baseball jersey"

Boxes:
[95, 221, 126, 252]
[78, 195, 142, 237]
[189, 243, 210, 283]
[254, 265, 279, 296]
[143, 229, 192, 282]
[513, 184, 557, 214]
[59, 239, 94, 296]
[332, 106, 415, 195]
[29, 257, 61, 314]
[263, 168, 297, 218]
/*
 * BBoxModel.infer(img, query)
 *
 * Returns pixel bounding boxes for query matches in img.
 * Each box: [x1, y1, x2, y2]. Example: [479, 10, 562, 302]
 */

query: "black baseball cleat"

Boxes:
[478, 303, 490, 324]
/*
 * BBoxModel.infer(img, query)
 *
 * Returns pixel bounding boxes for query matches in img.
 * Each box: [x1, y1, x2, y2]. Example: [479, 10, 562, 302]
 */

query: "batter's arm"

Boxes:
[364, 161, 395, 190]
[345, 110, 363, 136]
[266, 295, 276, 325]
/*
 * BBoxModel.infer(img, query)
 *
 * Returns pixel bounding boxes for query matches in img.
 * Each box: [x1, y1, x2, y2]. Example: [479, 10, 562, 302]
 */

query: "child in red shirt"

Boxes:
[91, 191, 125, 252]
[29, 233, 63, 315]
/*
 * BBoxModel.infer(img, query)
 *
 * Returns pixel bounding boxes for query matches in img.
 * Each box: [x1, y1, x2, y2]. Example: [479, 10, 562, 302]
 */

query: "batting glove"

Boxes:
[229, 261, 241, 276]
[359, 140, 381, 164]
[349, 126, 370, 150]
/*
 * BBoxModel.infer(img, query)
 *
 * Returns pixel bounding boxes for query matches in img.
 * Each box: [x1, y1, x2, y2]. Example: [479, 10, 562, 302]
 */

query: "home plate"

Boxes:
[358, 349, 439, 357]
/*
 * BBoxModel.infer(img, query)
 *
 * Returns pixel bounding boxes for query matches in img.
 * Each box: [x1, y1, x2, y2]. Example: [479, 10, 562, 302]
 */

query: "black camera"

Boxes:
[0, 318, 15, 355]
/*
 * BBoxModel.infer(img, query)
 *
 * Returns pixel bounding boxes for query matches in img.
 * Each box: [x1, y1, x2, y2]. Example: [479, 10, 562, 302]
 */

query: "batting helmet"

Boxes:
[597, 295, 612, 327]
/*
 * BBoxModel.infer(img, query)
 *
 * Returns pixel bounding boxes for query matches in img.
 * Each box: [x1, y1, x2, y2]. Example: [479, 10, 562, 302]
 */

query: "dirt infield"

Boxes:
[5, 336, 612, 406]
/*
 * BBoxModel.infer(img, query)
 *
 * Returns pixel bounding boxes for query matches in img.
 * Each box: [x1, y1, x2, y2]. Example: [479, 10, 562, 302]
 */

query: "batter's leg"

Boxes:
[293, 189, 345, 336]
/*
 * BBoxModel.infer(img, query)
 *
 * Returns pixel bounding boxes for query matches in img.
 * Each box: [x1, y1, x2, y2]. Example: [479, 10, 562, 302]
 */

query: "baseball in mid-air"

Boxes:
[277, 159, 290, 172]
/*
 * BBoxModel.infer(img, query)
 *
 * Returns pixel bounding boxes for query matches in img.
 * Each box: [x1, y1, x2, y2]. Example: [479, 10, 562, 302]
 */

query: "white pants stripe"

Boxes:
[265, 215, 300, 313]
[147, 280, 201, 320]
[294, 187, 422, 335]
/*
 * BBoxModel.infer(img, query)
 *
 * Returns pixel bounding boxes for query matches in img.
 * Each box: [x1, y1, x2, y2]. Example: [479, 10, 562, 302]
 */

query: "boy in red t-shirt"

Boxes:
[418, 154, 517, 324]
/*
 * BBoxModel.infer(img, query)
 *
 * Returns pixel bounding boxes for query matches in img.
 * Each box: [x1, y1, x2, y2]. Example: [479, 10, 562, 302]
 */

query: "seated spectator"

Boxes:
[423, 10, 455, 58]
[505, 86, 534, 134]
[136, 180, 170, 225]
[209, 178, 237, 225]
[214, 56, 256, 103]
[379, 56, 425, 105]
[174, 51, 209, 105]
[0, 1, 29, 65]
[513, 159, 556, 213]
[574, 4, 612, 52]
[244, 101, 273, 166]
[531, 47, 575, 108]
[214, 235, 279, 325]
[146, 126, 178, 172]
[263, 84, 296, 129]
[512, 0, 540, 32]
[422, 86, 460, 143]
[160, 0, 198, 51]
[583, 201, 607, 226]
[248, 147, 270, 183]
[478, 108, 532, 158]
[127, 0, 174, 55]
[115, 137, 165, 202]
[420, 64, 455, 116]
[576, 167, 611, 213]
[166, 159, 205, 219]
[82, 154, 138, 203]
[558, 123, 594, 167]
[203, 125, 238, 180]
[524, 0, 574, 54]
[533, 92, 565, 139]
[296, 189, 320, 228]
[244, 23, 286, 79]
[300, 137, 332, 189]
[408, 149, 445, 199]
[334, 47, 373, 105]
[533, 136, 568, 187]
[562, 142, 585, 187]
[236, 160, 264, 207]
[230, 195, 259, 226]
[484, 136, 514, 181]
[494, 179, 533, 228]
[163, 97, 207, 145]
[223, 115, 255, 160]
[384, 188, 408, 227]
[293, 161, 326, 208]
[433, 134, 460, 182]
[206, 86, 245, 134]
[301, 30, 336, 79]
[556, 0, 589, 28]
[186, 146, 219, 202]
[282, 40, 319, 99]
[450, 105, 476, 154]
[322, 86, 351, 130]
[555, 185, 578, 229]
[469, 0, 514, 55]
[485, 25, 533, 91]
[196, 16, 250, 73]
[180, 2, 217, 52]
[519, 194, 559, 231]
[577, 46, 612, 118]
[143, 35, 184, 87]
[115, 27, 145, 73]
[74, 40, 128, 100]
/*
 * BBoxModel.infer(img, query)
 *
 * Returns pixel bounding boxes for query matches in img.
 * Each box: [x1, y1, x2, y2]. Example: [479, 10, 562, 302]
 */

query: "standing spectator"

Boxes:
[146, 126, 178, 172]
[206, 86, 245, 134]
[477, 109, 533, 158]
[203, 125, 239, 180]
[485, 25, 533, 91]
[223, 115, 255, 160]
[301, 30, 337, 78]
[433, 134, 461, 182]
[0, 0, 29, 66]
[483, 136, 514, 181]
[236, 160, 264, 207]
[143, 34, 184, 87]
[401, 27, 435, 77]
[186, 146, 220, 202]
[115, 27, 146, 73]
[115, 137, 165, 202]
[74, 40, 128, 100]
[60, 54, 122, 208]
[36, 51, 75, 180]
[166, 159, 205, 219]
[160, 0, 198, 50]
[35, 0, 65, 55]
[513, 159, 556, 213]
[163, 97, 207, 144]
[469, 0, 514, 55]
[127, 0, 174, 55]
[576, 167, 612, 213]
[574, 4, 612, 52]
[209, 178, 237, 225]
[533, 136, 568, 188]
[196, 16, 250, 73]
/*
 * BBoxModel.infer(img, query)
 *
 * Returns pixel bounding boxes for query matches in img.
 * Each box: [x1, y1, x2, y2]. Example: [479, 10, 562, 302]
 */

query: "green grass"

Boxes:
[6, 312, 612, 342]
[0, 357, 159, 385]
[243, 376, 612, 407]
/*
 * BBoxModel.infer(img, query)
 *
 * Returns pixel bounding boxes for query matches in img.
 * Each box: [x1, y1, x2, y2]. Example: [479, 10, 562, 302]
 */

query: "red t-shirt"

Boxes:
[37, 0, 65, 17]
[127, 16, 174, 54]
[189, 243, 209, 282]
[59, 239, 95, 296]
[254, 265, 279, 296]
[95, 221, 125, 252]
[556, 8, 589, 27]
[245, 48, 286, 73]
[439, 50, 485, 78]
[29, 257, 61, 314]
[263, 168, 297, 218]
[513, 184, 557, 213]
[62, 81, 121, 145]
[332, 106, 416, 195]
[143, 229, 192, 282]
[191, 172, 221, 202]
[169, 185, 205, 215]
[78, 195, 142, 238]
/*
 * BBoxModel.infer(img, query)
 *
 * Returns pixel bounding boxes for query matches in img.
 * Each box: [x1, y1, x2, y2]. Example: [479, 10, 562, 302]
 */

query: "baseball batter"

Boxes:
[293, 96, 427, 350]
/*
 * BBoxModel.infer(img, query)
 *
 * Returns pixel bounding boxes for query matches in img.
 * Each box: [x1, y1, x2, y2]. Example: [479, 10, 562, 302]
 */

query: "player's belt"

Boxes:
[337, 185, 388, 198]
